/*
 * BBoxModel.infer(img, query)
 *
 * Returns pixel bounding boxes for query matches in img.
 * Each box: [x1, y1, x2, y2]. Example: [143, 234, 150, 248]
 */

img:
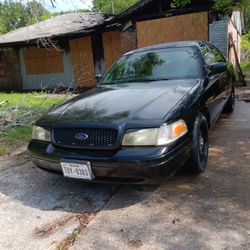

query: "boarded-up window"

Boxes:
[70, 36, 95, 88]
[0, 52, 5, 77]
[23, 47, 64, 74]
[103, 31, 122, 71]
[137, 12, 208, 48]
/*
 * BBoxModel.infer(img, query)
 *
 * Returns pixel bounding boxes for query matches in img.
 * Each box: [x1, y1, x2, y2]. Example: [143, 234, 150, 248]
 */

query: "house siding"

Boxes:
[231, 10, 243, 35]
[0, 48, 22, 90]
[228, 19, 241, 67]
[20, 48, 74, 90]
[209, 16, 229, 57]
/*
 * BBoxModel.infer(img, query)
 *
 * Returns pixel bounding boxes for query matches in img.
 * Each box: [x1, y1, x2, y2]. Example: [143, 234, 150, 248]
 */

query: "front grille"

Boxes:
[53, 128, 118, 149]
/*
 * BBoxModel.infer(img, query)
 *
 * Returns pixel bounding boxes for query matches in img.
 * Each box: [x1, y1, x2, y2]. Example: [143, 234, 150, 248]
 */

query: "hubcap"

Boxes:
[198, 130, 208, 168]
[232, 92, 235, 108]
[199, 135, 204, 151]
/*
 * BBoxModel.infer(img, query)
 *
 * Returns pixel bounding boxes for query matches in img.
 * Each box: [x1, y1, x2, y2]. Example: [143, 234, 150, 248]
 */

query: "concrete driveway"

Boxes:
[0, 100, 249, 250]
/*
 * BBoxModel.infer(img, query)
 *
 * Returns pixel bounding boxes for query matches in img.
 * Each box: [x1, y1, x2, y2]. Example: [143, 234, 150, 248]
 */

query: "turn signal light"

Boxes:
[173, 122, 188, 138]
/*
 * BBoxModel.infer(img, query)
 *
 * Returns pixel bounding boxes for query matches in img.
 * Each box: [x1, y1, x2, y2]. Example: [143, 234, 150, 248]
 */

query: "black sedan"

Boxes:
[29, 41, 235, 184]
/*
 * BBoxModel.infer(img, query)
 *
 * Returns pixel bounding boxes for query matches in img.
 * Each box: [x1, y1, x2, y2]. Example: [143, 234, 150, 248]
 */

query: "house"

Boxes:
[0, 0, 245, 91]
[0, 12, 131, 90]
[106, 0, 245, 68]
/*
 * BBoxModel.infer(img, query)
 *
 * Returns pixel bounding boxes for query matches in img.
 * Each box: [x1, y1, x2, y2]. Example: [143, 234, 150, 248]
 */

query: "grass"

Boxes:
[0, 92, 71, 157]
[241, 61, 250, 73]
[0, 92, 66, 108]
[0, 126, 32, 156]
[241, 32, 250, 51]
[241, 32, 250, 73]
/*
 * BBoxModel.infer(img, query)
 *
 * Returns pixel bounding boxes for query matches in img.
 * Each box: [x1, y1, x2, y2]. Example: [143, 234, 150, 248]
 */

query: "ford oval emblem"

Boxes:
[75, 132, 89, 141]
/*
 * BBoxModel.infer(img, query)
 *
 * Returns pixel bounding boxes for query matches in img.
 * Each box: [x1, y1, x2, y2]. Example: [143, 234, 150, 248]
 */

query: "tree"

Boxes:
[212, 0, 249, 15]
[93, 0, 139, 14]
[25, 1, 52, 25]
[244, 4, 250, 31]
[0, 0, 50, 34]
[170, 0, 191, 9]
[170, 0, 249, 32]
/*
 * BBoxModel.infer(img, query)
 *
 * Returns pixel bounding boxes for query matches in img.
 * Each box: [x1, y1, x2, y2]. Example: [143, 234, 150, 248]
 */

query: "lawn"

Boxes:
[0, 92, 71, 156]
[241, 32, 250, 73]
[241, 61, 250, 73]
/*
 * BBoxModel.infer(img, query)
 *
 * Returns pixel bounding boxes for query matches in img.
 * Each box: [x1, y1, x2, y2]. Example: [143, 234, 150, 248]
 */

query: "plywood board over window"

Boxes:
[0, 52, 5, 77]
[103, 31, 122, 71]
[137, 12, 208, 48]
[70, 36, 95, 88]
[23, 47, 64, 74]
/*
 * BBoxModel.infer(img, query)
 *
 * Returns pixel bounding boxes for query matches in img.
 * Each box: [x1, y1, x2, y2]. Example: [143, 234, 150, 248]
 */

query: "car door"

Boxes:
[207, 44, 232, 108]
[199, 43, 228, 125]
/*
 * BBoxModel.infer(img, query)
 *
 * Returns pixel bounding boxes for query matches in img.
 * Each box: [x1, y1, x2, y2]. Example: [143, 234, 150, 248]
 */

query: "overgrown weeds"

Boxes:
[241, 32, 250, 73]
[0, 92, 72, 156]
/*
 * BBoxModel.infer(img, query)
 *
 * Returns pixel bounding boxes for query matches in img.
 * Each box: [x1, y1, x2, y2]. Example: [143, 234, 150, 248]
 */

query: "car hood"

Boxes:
[38, 79, 200, 128]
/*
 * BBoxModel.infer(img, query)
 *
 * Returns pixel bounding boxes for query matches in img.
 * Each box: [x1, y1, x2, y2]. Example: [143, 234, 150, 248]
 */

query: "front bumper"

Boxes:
[28, 139, 192, 184]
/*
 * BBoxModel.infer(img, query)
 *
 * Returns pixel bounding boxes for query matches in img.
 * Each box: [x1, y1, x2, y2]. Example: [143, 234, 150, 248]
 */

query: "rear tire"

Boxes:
[224, 87, 235, 113]
[187, 113, 209, 174]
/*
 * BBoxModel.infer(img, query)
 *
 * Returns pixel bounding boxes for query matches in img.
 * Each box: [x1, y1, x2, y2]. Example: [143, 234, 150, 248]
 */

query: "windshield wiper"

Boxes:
[101, 78, 171, 85]
[142, 78, 171, 82]
[119, 78, 171, 82]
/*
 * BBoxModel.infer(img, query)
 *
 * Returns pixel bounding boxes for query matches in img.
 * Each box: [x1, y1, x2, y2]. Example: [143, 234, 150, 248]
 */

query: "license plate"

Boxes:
[61, 161, 94, 180]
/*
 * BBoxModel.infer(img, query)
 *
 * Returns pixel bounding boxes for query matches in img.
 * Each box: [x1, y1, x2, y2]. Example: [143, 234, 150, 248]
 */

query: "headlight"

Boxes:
[32, 126, 51, 142]
[122, 128, 158, 146]
[122, 120, 188, 146]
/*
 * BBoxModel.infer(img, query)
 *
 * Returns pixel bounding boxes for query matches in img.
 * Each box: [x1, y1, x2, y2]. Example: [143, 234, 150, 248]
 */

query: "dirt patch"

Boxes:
[236, 86, 250, 102]
[57, 213, 96, 250]
[35, 215, 77, 239]
[0, 149, 29, 173]
[128, 239, 143, 249]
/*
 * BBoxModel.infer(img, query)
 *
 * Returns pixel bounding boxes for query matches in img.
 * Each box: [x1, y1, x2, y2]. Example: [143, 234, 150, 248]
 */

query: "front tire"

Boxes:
[187, 113, 209, 174]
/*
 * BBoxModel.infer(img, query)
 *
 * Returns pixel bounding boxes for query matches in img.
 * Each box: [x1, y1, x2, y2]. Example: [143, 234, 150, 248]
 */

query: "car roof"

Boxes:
[125, 40, 207, 55]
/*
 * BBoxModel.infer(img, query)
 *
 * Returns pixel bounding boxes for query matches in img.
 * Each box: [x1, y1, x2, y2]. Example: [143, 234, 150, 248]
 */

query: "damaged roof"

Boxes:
[107, 0, 215, 24]
[0, 12, 108, 47]
[107, 0, 154, 21]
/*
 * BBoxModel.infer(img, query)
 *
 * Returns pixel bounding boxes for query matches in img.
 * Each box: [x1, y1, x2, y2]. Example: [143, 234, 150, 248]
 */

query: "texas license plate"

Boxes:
[61, 161, 94, 180]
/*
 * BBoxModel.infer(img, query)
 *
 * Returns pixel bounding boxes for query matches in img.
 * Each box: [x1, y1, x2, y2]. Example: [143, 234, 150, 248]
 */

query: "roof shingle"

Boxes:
[0, 12, 107, 46]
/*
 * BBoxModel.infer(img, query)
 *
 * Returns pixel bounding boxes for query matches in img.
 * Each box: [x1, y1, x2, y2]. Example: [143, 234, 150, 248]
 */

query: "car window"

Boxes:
[207, 44, 226, 63]
[101, 47, 200, 85]
[199, 43, 210, 56]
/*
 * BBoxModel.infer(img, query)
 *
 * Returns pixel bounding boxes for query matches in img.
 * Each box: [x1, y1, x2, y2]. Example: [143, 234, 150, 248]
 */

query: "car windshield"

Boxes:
[101, 47, 200, 85]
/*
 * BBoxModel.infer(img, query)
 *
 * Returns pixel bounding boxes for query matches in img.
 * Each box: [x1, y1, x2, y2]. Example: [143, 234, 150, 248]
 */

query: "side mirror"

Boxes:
[208, 62, 227, 75]
[204, 52, 216, 66]
[95, 74, 103, 83]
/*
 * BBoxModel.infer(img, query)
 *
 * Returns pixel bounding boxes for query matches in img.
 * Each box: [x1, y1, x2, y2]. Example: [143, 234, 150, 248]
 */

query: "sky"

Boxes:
[0, 0, 93, 12]
[43, 0, 93, 12]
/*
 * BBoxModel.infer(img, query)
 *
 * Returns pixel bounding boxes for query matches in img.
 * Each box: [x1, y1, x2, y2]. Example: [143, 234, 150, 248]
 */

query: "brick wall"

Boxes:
[209, 16, 229, 58]
[0, 48, 22, 90]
